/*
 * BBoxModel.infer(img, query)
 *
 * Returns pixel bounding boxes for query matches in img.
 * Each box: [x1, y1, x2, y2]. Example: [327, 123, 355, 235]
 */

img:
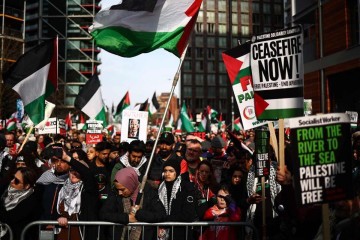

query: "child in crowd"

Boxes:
[200, 185, 241, 240]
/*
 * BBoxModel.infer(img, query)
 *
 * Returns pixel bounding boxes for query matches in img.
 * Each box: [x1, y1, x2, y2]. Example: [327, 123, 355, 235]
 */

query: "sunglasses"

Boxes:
[13, 177, 22, 185]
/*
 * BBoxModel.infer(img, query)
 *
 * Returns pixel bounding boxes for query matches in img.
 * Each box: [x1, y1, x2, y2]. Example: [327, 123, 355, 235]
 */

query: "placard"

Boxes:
[288, 113, 353, 205]
[251, 25, 304, 120]
[86, 120, 103, 144]
[121, 110, 148, 143]
[37, 118, 66, 135]
[255, 129, 270, 177]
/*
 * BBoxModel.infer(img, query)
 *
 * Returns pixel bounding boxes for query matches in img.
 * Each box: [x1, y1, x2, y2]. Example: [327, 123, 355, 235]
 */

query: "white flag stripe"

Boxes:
[82, 88, 103, 119]
[12, 63, 50, 105]
[266, 97, 304, 110]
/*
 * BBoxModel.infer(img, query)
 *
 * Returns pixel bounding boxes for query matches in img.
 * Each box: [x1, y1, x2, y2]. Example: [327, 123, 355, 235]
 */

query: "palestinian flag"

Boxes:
[198, 108, 209, 132]
[74, 74, 107, 127]
[114, 91, 130, 119]
[234, 117, 243, 131]
[89, 0, 202, 58]
[222, 42, 266, 130]
[6, 113, 17, 131]
[180, 102, 194, 132]
[149, 92, 160, 116]
[134, 99, 148, 111]
[207, 105, 218, 121]
[65, 112, 73, 130]
[3, 38, 58, 125]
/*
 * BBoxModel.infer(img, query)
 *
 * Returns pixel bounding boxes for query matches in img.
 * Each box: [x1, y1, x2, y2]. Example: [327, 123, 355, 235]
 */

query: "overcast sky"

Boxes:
[97, 0, 180, 109]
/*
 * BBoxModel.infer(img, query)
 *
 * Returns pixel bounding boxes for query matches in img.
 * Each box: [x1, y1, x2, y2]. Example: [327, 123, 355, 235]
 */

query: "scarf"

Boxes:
[57, 178, 83, 215]
[2, 186, 34, 211]
[120, 153, 147, 176]
[121, 196, 143, 240]
[246, 162, 281, 234]
[158, 176, 182, 215]
[36, 169, 68, 185]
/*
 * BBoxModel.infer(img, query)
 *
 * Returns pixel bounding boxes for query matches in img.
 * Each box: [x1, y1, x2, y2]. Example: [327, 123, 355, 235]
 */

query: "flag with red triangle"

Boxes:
[65, 112, 73, 130]
[222, 42, 266, 130]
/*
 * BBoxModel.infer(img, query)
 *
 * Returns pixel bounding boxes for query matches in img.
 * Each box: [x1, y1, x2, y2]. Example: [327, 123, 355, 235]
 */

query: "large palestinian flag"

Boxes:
[74, 74, 107, 126]
[3, 38, 58, 125]
[89, 0, 202, 58]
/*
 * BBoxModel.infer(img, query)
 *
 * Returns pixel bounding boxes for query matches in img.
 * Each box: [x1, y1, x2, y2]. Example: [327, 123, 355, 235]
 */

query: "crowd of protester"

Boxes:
[0, 126, 359, 240]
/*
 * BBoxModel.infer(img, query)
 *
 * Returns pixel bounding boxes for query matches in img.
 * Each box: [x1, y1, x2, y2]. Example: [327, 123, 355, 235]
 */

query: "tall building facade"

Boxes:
[292, 0, 360, 114]
[180, 0, 284, 125]
[25, 0, 101, 118]
[0, 0, 25, 119]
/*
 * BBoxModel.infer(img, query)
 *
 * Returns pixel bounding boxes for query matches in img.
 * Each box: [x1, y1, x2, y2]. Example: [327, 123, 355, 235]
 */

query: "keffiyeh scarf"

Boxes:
[2, 186, 34, 211]
[158, 176, 182, 215]
[57, 178, 83, 215]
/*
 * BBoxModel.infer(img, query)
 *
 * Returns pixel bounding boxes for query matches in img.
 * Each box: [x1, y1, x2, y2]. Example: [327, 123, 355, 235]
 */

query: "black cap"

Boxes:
[162, 157, 181, 177]
[159, 132, 175, 145]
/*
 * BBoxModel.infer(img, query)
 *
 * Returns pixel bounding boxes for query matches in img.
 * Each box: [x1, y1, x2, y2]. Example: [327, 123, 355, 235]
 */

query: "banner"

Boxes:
[288, 113, 353, 206]
[37, 118, 66, 135]
[222, 42, 267, 130]
[255, 129, 270, 177]
[86, 120, 103, 144]
[121, 110, 148, 143]
[251, 25, 304, 120]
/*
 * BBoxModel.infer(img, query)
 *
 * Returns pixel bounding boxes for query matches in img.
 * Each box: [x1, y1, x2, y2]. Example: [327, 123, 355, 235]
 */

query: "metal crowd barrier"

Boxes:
[0, 222, 13, 240]
[21, 221, 259, 240]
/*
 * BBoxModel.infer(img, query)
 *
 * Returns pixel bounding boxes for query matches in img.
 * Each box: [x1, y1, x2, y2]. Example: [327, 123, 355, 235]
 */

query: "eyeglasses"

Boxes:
[13, 177, 23, 185]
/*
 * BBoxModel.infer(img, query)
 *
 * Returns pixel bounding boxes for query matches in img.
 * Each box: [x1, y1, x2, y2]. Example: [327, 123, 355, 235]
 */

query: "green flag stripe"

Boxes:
[257, 108, 303, 120]
[233, 66, 251, 85]
[24, 95, 45, 125]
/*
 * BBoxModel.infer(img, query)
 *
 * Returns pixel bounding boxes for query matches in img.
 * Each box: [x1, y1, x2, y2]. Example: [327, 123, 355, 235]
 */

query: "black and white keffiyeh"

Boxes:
[2, 186, 34, 211]
[158, 176, 182, 215]
[120, 153, 147, 176]
[57, 178, 83, 215]
[36, 169, 68, 185]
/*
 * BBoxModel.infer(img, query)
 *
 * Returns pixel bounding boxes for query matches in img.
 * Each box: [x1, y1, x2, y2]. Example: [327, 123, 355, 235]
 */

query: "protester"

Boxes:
[55, 151, 98, 240]
[199, 185, 241, 240]
[0, 135, 14, 181]
[183, 139, 203, 182]
[148, 132, 187, 189]
[111, 140, 147, 183]
[0, 167, 40, 240]
[157, 157, 198, 240]
[100, 167, 166, 240]
[203, 136, 228, 183]
[86, 146, 96, 162]
[4, 131, 19, 157]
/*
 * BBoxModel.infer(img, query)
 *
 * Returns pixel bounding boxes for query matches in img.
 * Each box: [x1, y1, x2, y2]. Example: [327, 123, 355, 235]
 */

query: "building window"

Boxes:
[183, 74, 192, 85]
[264, 15, 272, 25]
[232, 25, 238, 34]
[183, 60, 192, 71]
[207, 48, 215, 58]
[208, 61, 215, 72]
[196, 48, 204, 58]
[218, 37, 227, 47]
[207, 11, 215, 22]
[195, 36, 203, 45]
[241, 2, 249, 13]
[241, 14, 249, 24]
[219, 62, 226, 72]
[195, 98, 204, 109]
[263, 3, 271, 14]
[218, 0, 226, 11]
[253, 13, 260, 24]
[232, 13, 238, 24]
[207, 23, 215, 34]
[218, 12, 227, 23]
[219, 75, 228, 86]
[195, 74, 204, 85]
[196, 61, 204, 71]
[241, 25, 250, 36]
[207, 37, 215, 47]
[348, 0, 360, 46]
[195, 22, 203, 33]
[219, 87, 227, 98]
[207, 75, 216, 86]
[274, 4, 282, 14]
[195, 87, 204, 97]
[207, 0, 215, 10]
[252, 3, 260, 13]
[65, 97, 76, 106]
[183, 87, 192, 97]
[218, 24, 227, 34]
[208, 87, 216, 97]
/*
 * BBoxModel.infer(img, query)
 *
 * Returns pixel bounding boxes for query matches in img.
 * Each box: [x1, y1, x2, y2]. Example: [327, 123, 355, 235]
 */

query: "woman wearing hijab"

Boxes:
[158, 158, 198, 240]
[0, 167, 40, 240]
[100, 167, 166, 240]
[55, 151, 98, 240]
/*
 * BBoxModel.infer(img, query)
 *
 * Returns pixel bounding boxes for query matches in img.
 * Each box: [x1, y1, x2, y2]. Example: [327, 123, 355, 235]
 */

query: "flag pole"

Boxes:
[18, 125, 34, 152]
[135, 45, 189, 206]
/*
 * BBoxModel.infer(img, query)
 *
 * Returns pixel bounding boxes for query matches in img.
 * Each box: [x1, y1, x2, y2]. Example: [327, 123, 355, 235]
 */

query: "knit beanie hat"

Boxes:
[114, 167, 139, 193]
[162, 157, 181, 177]
[211, 136, 226, 148]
